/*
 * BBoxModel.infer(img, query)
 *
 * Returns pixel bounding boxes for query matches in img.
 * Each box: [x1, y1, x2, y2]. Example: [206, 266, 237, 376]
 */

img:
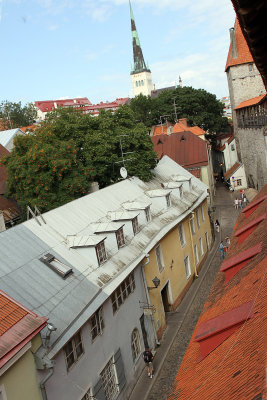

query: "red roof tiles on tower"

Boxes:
[225, 18, 254, 71]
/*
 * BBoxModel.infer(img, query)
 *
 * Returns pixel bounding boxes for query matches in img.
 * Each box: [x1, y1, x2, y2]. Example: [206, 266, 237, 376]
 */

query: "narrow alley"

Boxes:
[129, 183, 241, 400]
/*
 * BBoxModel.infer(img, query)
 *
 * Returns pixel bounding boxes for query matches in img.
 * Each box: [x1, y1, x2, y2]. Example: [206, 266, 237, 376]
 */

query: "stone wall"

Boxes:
[236, 126, 267, 190]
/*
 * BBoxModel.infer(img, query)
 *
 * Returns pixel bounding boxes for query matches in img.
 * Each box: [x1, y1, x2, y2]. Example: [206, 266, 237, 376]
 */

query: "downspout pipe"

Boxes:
[189, 212, 198, 278]
[141, 255, 161, 347]
[40, 366, 54, 400]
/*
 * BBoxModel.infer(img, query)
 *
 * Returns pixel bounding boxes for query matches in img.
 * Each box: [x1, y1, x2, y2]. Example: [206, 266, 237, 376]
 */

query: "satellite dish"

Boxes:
[120, 167, 128, 179]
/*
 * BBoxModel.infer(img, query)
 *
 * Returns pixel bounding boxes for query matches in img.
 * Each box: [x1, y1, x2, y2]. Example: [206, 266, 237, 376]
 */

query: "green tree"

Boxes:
[2, 130, 90, 219]
[40, 106, 157, 187]
[0, 101, 37, 129]
[130, 86, 229, 133]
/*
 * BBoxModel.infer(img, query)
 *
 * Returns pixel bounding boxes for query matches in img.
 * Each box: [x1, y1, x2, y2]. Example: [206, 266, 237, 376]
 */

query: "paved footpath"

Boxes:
[129, 183, 240, 400]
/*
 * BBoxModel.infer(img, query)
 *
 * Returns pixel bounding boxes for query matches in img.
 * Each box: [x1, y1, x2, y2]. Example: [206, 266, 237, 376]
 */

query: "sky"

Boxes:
[0, 0, 236, 105]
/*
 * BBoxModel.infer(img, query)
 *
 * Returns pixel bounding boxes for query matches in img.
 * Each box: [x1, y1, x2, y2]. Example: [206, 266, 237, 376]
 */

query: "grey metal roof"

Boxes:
[0, 128, 24, 148]
[0, 156, 208, 358]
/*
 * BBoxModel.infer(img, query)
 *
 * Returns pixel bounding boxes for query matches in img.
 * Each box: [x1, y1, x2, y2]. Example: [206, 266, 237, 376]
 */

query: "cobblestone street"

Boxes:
[129, 183, 240, 400]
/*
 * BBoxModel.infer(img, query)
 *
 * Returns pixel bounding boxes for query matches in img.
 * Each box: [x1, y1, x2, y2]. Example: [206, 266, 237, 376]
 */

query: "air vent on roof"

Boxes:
[242, 195, 267, 218]
[195, 301, 254, 360]
[40, 253, 73, 278]
[220, 243, 262, 282]
[234, 214, 266, 244]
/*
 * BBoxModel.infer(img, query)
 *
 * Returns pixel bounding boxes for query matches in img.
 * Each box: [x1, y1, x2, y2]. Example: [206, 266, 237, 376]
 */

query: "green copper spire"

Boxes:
[129, 0, 150, 74]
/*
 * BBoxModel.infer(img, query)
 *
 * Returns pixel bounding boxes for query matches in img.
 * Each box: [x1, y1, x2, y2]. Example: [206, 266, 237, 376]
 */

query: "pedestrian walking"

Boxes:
[238, 198, 242, 210]
[225, 236, 231, 252]
[143, 348, 154, 378]
[219, 241, 225, 260]
[234, 198, 239, 210]
[243, 196, 248, 208]
[214, 219, 220, 233]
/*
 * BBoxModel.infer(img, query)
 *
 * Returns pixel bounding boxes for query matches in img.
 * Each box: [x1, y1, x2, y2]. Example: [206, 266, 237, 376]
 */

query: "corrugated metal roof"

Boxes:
[122, 201, 151, 210]
[146, 189, 171, 197]
[152, 132, 208, 168]
[0, 156, 208, 358]
[0, 129, 24, 148]
[67, 234, 106, 248]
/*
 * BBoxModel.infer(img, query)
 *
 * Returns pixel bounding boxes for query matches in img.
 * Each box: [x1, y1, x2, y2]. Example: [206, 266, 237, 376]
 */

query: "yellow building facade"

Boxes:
[144, 199, 212, 339]
[0, 335, 43, 400]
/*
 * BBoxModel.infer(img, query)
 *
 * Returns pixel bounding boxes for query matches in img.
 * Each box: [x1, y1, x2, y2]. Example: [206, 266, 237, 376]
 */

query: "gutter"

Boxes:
[40, 367, 54, 400]
[141, 255, 161, 347]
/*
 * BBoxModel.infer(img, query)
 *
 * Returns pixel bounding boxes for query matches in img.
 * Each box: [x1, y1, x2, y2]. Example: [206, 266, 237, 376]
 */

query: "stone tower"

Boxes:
[129, 1, 153, 97]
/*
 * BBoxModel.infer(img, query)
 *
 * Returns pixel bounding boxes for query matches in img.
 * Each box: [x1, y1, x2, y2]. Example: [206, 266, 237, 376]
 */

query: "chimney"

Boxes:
[178, 118, 187, 127]
[229, 27, 238, 59]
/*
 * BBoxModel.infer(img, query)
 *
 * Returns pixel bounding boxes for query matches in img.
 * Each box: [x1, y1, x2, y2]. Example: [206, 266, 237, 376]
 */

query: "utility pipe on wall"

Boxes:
[188, 212, 198, 278]
[141, 255, 160, 347]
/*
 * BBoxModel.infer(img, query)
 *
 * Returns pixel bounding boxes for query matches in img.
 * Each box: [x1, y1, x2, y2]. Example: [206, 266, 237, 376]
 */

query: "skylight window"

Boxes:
[40, 253, 73, 278]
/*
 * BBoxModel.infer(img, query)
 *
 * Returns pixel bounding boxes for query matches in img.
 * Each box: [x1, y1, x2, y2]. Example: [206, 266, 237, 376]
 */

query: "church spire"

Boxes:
[129, 0, 150, 74]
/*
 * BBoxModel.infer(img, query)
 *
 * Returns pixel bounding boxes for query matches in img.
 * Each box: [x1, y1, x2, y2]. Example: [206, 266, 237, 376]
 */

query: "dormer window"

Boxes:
[96, 241, 107, 266]
[116, 228, 125, 249]
[166, 193, 171, 208]
[145, 206, 151, 222]
[40, 253, 73, 278]
[132, 217, 139, 235]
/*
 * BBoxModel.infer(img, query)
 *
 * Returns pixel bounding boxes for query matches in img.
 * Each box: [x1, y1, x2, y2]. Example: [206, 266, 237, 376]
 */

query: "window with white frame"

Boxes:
[64, 331, 84, 370]
[81, 387, 93, 400]
[196, 209, 200, 228]
[132, 217, 139, 235]
[201, 204, 205, 222]
[166, 193, 171, 208]
[199, 237, 204, 256]
[100, 357, 119, 400]
[184, 255, 191, 279]
[116, 228, 125, 249]
[90, 307, 104, 341]
[96, 241, 107, 266]
[111, 273, 135, 313]
[178, 224, 186, 247]
[194, 244, 199, 265]
[155, 244, 164, 273]
[190, 217, 196, 235]
[131, 328, 141, 362]
[145, 206, 151, 222]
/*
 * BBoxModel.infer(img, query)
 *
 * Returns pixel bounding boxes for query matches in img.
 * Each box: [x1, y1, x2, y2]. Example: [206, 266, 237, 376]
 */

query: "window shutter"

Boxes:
[93, 377, 106, 400]
[114, 348, 126, 392]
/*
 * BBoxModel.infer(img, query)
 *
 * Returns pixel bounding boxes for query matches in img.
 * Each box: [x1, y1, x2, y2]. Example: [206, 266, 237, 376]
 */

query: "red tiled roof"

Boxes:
[151, 131, 208, 169]
[227, 135, 234, 144]
[224, 161, 241, 180]
[235, 93, 267, 110]
[168, 184, 267, 400]
[20, 125, 38, 133]
[225, 18, 254, 71]
[35, 97, 91, 112]
[0, 290, 47, 368]
[189, 126, 205, 136]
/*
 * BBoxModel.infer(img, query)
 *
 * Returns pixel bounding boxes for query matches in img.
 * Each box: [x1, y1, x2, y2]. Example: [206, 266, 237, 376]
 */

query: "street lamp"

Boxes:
[148, 276, 160, 290]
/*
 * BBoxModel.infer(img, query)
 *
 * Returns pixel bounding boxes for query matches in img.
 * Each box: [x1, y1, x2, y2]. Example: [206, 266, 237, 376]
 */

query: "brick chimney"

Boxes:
[178, 118, 187, 127]
[229, 27, 238, 59]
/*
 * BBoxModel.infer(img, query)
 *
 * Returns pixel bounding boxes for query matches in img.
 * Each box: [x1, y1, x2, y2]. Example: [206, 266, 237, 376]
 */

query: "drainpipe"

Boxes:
[40, 367, 54, 400]
[141, 255, 161, 347]
[188, 212, 198, 278]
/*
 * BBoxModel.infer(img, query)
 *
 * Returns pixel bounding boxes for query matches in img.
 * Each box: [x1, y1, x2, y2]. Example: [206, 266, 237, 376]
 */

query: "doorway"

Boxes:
[161, 283, 170, 312]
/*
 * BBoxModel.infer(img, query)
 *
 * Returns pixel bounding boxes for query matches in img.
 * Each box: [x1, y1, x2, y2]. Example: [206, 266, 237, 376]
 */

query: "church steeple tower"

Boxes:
[129, 1, 153, 97]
